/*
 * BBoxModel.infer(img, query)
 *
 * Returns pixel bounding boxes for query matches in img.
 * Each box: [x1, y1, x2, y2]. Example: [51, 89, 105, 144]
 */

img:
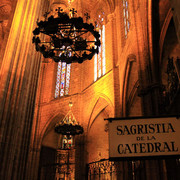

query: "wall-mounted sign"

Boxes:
[108, 116, 180, 159]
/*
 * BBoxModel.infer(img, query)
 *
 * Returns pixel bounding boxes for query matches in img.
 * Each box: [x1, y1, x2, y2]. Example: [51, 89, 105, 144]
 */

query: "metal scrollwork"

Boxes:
[160, 56, 180, 113]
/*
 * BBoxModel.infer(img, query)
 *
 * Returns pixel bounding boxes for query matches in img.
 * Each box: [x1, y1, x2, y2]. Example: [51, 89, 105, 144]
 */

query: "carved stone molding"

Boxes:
[0, 0, 12, 20]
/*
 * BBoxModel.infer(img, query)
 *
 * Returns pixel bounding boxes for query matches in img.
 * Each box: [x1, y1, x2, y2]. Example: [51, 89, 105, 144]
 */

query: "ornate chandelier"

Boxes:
[54, 101, 84, 136]
[32, 7, 101, 64]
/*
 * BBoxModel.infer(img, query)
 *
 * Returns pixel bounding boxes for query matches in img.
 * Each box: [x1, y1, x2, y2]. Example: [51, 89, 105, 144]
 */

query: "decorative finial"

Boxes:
[56, 7, 63, 13]
[70, 8, 77, 17]
[56, 7, 63, 17]
[84, 12, 90, 22]
[94, 21, 98, 28]
[43, 12, 50, 20]
[69, 100, 73, 109]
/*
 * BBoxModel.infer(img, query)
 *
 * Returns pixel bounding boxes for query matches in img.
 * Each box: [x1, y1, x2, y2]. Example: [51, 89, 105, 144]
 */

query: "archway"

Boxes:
[38, 113, 77, 180]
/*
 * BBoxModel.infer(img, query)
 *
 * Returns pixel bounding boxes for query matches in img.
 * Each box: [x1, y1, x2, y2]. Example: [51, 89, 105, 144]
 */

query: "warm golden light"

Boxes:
[68, 0, 74, 4]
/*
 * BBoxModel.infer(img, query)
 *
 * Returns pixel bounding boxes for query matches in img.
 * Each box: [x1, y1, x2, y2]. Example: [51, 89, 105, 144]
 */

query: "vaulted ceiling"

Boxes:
[49, 0, 114, 17]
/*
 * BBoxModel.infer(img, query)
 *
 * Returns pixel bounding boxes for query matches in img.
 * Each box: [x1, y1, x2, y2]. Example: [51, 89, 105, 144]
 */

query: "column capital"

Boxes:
[107, 12, 115, 22]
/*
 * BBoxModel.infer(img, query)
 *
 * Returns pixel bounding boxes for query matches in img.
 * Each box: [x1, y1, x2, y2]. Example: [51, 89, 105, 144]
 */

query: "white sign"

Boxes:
[109, 117, 180, 158]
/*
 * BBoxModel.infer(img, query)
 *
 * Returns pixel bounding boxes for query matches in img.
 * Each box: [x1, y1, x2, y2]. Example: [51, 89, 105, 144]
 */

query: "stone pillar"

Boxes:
[108, 13, 121, 117]
[132, 0, 161, 116]
[0, 0, 46, 179]
[132, 1, 168, 180]
[25, 63, 47, 179]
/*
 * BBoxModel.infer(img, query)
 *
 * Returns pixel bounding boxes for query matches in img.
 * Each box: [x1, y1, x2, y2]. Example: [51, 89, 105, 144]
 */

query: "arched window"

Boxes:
[94, 12, 106, 82]
[55, 62, 71, 98]
[123, 0, 130, 38]
[62, 135, 73, 149]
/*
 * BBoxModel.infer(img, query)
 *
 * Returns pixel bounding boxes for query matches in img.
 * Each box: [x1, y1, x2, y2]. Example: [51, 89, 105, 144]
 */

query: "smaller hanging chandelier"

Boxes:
[32, 7, 101, 64]
[55, 101, 84, 136]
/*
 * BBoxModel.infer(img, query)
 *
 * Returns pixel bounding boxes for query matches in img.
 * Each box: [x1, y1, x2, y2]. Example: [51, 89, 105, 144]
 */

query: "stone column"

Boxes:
[108, 12, 121, 117]
[132, 1, 167, 180]
[132, 0, 161, 116]
[0, 0, 45, 179]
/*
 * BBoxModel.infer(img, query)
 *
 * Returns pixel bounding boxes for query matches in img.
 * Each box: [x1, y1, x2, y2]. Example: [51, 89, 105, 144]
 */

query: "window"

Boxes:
[94, 13, 106, 82]
[123, 0, 130, 38]
[55, 62, 71, 98]
[62, 135, 73, 149]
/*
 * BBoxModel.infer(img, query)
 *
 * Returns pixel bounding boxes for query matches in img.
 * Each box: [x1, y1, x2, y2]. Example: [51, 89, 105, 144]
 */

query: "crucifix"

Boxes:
[84, 12, 90, 22]
[70, 8, 77, 17]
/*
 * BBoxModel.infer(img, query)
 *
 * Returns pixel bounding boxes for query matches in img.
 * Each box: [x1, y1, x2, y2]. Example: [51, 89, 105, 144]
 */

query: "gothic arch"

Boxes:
[86, 95, 112, 163]
[159, 8, 173, 65]
[122, 54, 137, 116]
[105, 0, 115, 13]
[87, 95, 113, 133]
[39, 113, 65, 148]
[84, 0, 114, 21]
[50, 1, 68, 12]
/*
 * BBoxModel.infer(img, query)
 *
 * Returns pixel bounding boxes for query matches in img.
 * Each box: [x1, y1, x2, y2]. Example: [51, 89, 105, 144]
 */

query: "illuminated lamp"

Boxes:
[54, 101, 83, 139]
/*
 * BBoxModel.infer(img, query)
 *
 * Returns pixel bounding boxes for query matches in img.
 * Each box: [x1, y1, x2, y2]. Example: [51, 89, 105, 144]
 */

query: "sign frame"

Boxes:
[106, 115, 180, 161]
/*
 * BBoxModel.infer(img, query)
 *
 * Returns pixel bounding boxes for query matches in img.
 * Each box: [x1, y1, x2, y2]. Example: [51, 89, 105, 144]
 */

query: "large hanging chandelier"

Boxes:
[32, 7, 101, 64]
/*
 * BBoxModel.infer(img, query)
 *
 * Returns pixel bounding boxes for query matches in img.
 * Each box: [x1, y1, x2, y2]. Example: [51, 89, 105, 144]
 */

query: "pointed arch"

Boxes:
[122, 54, 139, 116]
[39, 113, 65, 149]
[86, 95, 113, 132]
[159, 8, 173, 65]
